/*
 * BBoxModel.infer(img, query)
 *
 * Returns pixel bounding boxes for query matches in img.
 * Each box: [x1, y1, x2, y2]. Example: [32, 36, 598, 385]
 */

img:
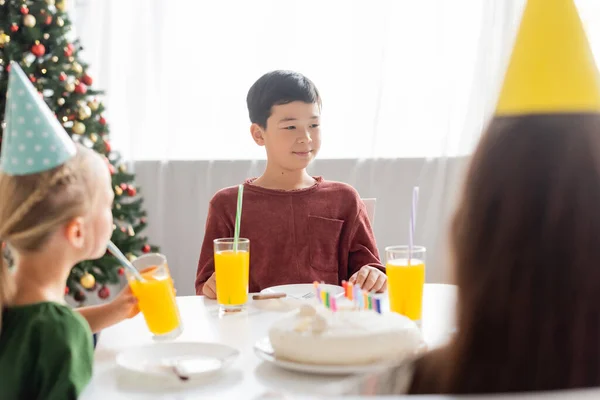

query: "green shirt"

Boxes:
[0, 302, 94, 400]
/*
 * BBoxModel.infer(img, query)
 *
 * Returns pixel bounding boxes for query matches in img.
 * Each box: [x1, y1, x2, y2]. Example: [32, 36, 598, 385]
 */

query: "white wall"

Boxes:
[132, 157, 468, 296]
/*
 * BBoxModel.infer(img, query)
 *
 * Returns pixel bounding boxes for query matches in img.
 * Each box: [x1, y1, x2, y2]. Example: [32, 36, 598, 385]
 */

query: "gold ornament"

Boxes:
[78, 105, 92, 120]
[90, 133, 98, 142]
[115, 203, 121, 210]
[52, 56, 59, 62]
[112, 224, 117, 231]
[88, 99, 99, 111]
[127, 253, 137, 262]
[72, 121, 86, 135]
[128, 226, 135, 236]
[23, 15, 36, 28]
[0, 33, 10, 48]
[57, 17, 64, 27]
[80, 272, 95, 289]
[56, 0, 67, 11]
[114, 186, 123, 196]
[57, 97, 65, 106]
[0, 0, 5, 6]
[119, 164, 127, 173]
[65, 82, 75, 92]
[46, 0, 56, 5]
[43, 33, 50, 40]
[72, 62, 83, 74]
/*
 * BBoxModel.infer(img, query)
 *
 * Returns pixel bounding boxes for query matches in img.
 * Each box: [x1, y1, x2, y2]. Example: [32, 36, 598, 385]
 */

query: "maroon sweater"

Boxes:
[195, 177, 383, 294]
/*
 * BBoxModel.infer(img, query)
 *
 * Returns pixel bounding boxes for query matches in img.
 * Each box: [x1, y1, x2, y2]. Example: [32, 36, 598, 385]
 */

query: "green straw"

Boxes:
[233, 184, 244, 253]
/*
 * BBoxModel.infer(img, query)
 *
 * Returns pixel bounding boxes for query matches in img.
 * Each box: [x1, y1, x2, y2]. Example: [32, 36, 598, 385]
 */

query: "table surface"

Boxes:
[81, 284, 457, 400]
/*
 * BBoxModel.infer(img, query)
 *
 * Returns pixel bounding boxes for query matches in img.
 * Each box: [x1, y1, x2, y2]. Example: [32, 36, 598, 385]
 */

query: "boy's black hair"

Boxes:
[246, 70, 321, 128]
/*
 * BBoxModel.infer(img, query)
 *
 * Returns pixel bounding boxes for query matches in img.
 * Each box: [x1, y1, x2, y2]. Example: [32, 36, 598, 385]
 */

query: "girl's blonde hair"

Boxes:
[0, 144, 103, 330]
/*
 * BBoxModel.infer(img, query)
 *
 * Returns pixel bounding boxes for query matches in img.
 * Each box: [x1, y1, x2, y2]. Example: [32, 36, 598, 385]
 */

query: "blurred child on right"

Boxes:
[345, 0, 600, 395]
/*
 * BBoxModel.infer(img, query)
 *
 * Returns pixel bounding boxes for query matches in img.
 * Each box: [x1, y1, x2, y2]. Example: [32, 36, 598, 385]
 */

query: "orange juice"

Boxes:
[214, 250, 249, 305]
[129, 266, 181, 335]
[386, 258, 426, 320]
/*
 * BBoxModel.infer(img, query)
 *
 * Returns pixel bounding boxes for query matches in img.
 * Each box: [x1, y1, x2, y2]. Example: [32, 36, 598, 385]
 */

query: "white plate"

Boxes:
[116, 342, 239, 380]
[260, 283, 344, 300]
[254, 337, 403, 375]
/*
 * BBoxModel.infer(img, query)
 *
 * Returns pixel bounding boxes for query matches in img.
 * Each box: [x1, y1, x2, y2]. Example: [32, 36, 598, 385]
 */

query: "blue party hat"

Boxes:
[1, 61, 76, 175]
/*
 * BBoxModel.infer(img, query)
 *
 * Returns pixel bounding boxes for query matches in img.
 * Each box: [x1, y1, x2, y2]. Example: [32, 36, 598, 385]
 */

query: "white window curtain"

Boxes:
[72, 0, 550, 162]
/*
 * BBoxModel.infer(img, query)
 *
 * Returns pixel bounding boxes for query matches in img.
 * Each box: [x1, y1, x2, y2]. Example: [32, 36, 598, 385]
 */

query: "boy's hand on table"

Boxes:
[349, 265, 387, 293]
[202, 272, 217, 299]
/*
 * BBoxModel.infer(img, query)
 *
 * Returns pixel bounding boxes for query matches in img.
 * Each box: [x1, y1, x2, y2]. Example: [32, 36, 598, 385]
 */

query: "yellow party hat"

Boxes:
[495, 0, 600, 115]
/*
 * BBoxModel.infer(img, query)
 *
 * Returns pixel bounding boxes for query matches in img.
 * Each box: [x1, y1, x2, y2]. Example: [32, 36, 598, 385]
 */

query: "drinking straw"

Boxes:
[409, 186, 420, 264]
[233, 184, 244, 253]
[107, 241, 144, 281]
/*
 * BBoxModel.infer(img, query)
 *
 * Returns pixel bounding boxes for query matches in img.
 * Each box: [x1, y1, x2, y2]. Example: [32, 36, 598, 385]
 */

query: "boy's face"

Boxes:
[251, 101, 321, 171]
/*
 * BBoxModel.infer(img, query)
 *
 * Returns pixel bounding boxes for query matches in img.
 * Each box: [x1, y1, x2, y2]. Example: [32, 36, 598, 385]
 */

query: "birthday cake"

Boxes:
[268, 287, 422, 366]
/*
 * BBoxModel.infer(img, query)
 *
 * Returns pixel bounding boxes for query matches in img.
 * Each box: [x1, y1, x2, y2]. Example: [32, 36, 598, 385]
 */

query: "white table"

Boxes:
[81, 284, 457, 400]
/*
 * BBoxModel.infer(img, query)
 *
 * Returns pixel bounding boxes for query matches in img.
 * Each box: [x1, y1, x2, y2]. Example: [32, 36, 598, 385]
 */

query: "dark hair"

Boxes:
[411, 113, 600, 394]
[246, 70, 321, 128]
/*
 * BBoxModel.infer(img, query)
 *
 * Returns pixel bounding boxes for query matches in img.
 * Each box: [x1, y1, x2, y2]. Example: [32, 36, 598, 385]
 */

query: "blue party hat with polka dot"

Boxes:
[1, 61, 76, 176]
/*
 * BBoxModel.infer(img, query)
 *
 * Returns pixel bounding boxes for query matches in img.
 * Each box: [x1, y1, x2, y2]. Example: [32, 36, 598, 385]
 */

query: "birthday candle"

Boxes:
[325, 291, 330, 308]
[363, 291, 368, 310]
[331, 296, 337, 312]
[375, 298, 382, 314]
[368, 294, 373, 310]
[321, 290, 327, 305]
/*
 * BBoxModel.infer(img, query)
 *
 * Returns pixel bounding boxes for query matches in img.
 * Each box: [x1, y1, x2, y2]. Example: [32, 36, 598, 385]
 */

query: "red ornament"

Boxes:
[46, 16, 52, 24]
[120, 226, 127, 233]
[31, 43, 46, 57]
[109, 164, 116, 175]
[142, 244, 151, 253]
[73, 290, 86, 302]
[59, 72, 67, 82]
[10, 24, 19, 33]
[99, 116, 106, 125]
[20, 5, 29, 14]
[64, 286, 70, 295]
[6, 64, 11, 73]
[82, 74, 93, 85]
[29, 75, 36, 83]
[118, 267, 125, 276]
[64, 44, 74, 57]
[104, 140, 111, 152]
[127, 186, 137, 196]
[98, 286, 110, 300]
[140, 217, 147, 224]
[68, 114, 76, 121]
[119, 183, 128, 191]
[74, 83, 87, 94]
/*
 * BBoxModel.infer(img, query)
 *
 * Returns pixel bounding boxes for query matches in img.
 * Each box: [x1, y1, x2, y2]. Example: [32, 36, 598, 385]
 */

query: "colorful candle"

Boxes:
[331, 297, 337, 312]
[325, 291, 330, 308]
[375, 298, 382, 314]
[363, 291, 368, 310]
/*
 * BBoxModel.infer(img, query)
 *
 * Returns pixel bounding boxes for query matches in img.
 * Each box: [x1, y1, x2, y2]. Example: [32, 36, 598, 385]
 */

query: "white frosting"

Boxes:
[269, 303, 423, 365]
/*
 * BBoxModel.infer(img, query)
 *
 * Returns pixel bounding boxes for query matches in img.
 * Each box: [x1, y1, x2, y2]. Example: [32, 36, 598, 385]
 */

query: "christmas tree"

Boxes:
[0, 0, 158, 304]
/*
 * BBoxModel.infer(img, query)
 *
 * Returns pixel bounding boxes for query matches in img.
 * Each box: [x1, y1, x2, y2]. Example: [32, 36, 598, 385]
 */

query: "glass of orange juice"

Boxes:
[127, 253, 182, 340]
[214, 238, 250, 314]
[385, 246, 426, 323]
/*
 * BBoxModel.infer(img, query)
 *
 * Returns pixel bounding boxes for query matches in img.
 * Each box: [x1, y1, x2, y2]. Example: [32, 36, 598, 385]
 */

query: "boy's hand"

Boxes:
[202, 272, 217, 299]
[349, 265, 387, 293]
[111, 286, 140, 320]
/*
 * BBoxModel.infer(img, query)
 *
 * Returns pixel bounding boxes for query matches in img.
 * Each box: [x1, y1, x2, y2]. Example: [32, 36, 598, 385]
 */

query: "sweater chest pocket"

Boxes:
[308, 216, 344, 272]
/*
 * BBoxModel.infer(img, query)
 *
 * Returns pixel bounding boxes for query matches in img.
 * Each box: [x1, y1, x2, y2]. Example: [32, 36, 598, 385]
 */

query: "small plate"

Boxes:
[260, 284, 344, 300]
[116, 341, 239, 380]
[254, 337, 405, 375]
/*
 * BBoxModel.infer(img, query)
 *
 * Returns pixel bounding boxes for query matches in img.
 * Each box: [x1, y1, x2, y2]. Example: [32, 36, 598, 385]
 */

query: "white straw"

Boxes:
[409, 186, 420, 264]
